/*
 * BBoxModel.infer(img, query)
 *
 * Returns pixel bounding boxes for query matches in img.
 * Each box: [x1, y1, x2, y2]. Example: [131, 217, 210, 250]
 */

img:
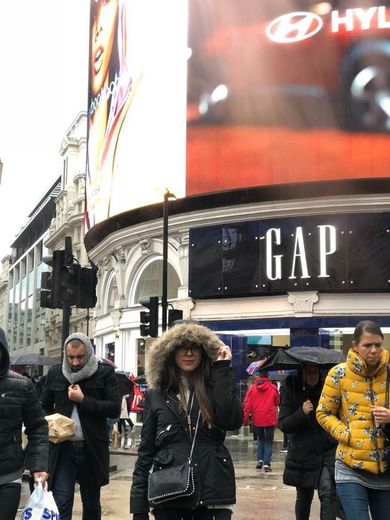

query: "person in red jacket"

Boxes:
[244, 376, 280, 472]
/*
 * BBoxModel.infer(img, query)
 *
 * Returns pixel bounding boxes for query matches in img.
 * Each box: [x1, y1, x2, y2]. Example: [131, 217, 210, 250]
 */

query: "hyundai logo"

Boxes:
[266, 11, 323, 44]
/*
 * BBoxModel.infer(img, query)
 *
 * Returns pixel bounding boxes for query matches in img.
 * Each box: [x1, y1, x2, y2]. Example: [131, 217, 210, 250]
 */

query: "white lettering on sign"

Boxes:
[266, 228, 283, 280]
[266, 6, 389, 42]
[289, 227, 310, 280]
[318, 225, 337, 278]
[378, 5, 390, 28]
[263, 225, 337, 281]
[332, 7, 377, 31]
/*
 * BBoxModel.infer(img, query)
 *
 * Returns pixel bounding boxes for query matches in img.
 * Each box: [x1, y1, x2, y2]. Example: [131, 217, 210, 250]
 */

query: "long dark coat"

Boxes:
[130, 323, 243, 515]
[40, 363, 120, 487]
[278, 376, 336, 489]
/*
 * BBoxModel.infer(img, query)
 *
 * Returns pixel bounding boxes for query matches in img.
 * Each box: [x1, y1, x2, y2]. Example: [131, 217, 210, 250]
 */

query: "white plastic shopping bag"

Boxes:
[21, 480, 59, 520]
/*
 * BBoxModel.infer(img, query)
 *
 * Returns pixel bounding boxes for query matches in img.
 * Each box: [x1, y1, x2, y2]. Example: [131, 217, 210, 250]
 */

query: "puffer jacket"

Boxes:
[130, 323, 243, 515]
[316, 347, 390, 474]
[0, 328, 48, 483]
[279, 375, 337, 488]
[243, 377, 279, 426]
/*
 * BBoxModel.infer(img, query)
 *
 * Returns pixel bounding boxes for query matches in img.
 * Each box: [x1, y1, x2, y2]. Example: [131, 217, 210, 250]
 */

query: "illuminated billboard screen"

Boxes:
[86, 0, 187, 228]
[86, 1, 390, 229]
[186, 1, 390, 195]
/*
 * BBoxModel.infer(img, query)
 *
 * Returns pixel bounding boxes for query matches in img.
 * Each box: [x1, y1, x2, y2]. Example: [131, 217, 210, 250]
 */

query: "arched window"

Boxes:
[106, 273, 119, 312]
[134, 260, 180, 303]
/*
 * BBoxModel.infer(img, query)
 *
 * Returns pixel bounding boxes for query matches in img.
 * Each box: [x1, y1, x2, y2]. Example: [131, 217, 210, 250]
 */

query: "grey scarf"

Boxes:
[62, 332, 98, 384]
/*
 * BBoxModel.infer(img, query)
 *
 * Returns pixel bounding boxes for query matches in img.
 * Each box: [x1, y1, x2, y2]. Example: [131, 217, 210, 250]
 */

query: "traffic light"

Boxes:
[40, 250, 97, 309]
[168, 309, 183, 328]
[139, 297, 159, 337]
[75, 267, 98, 308]
[40, 250, 65, 308]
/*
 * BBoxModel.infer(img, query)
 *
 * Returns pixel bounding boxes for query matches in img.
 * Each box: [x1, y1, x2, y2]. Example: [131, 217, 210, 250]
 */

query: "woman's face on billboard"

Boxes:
[91, 0, 118, 96]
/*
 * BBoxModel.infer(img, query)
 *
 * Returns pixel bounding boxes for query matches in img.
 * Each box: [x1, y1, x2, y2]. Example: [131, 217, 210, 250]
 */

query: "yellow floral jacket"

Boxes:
[316, 348, 390, 474]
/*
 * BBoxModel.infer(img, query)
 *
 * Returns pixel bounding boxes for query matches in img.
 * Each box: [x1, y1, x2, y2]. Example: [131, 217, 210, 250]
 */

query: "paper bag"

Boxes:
[45, 413, 75, 444]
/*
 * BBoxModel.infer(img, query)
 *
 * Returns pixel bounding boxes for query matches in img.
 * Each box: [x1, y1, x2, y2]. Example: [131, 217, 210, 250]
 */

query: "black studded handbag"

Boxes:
[148, 411, 200, 507]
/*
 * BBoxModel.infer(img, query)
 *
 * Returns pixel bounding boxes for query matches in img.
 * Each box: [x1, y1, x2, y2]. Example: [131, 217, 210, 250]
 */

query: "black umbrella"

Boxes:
[260, 346, 345, 372]
[115, 371, 134, 396]
[10, 353, 58, 366]
[287, 346, 345, 367]
[259, 349, 303, 372]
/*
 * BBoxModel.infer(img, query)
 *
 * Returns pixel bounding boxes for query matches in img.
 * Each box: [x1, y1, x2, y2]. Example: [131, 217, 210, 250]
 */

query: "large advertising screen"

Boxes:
[86, 0, 187, 228]
[186, 0, 390, 195]
[86, 1, 390, 228]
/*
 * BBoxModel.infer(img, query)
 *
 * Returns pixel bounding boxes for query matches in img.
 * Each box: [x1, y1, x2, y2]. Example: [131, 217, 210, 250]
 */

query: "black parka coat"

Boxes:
[130, 323, 243, 515]
[40, 362, 120, 487]
[278, 375, 337, 489]
[0, 328, 48, 483]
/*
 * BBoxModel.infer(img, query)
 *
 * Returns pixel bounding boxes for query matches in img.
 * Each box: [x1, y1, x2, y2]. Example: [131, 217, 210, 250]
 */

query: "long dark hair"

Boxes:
[161, 349, 214, 427]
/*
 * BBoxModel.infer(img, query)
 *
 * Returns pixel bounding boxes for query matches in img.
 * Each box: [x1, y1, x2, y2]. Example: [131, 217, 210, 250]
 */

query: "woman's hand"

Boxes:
[372, 406, 390, 425]
[302, 399, 314, 415]
[216, 342, 232, 361]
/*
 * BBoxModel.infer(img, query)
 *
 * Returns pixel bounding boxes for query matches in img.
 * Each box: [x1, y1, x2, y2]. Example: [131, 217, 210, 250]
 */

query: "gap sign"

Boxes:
[189, 213, 390, 298]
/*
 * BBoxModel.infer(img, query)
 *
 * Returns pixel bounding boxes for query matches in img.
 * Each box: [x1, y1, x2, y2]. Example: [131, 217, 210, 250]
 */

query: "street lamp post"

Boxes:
[162, 190, 176, 332]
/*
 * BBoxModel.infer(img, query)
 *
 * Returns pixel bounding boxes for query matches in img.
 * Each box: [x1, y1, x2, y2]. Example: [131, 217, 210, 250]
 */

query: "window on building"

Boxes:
[106, 275, 119, 312]
[105, 342, 115, 364]
[134, 260, 180, 303]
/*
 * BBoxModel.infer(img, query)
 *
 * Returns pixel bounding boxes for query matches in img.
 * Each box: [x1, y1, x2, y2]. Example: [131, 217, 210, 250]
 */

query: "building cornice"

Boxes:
[87, 192, 390, 264]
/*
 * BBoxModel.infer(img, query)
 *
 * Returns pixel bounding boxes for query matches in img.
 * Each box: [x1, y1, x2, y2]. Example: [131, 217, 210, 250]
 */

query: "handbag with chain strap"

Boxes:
[148, 409, 201, 507]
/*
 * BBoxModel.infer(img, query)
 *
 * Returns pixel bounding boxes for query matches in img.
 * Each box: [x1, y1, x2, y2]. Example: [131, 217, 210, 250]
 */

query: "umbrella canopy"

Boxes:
[259, 349, 302, 372]
[246, 358, 268, 375]
[260, 346, 345, 372]
[10, 353, 58, 366]
[115, 371, 134, 396]
[287, 346, 345, 367]
[96, 356, 118, 369]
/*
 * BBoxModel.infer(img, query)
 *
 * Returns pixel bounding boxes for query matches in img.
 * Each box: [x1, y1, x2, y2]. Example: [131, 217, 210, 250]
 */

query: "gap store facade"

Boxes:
[84, 1, 390, 378]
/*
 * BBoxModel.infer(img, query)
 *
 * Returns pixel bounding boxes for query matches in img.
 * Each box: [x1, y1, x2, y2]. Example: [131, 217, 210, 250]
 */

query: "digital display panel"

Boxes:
[85, 1, 390, 231]
[189, 213, 390, 298]
[186, 1, 390, 196]
[86, 0, 187, 228]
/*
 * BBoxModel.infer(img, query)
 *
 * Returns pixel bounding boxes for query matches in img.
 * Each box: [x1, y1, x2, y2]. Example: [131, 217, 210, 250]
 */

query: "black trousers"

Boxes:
[295, 465, 337, 520]
[0, 482, 21, 520]
[153, 507, 232, 519]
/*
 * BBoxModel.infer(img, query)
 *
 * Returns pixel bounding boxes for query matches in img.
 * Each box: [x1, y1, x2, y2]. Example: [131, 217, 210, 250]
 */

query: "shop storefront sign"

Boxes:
[189, 213, 390, 298]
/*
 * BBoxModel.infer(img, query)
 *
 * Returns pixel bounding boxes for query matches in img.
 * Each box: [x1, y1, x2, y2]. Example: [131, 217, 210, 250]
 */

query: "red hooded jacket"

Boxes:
[243, 377, 280, 427]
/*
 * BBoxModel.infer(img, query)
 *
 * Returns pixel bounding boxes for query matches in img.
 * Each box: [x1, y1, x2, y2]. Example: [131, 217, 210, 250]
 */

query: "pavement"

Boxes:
[18, 436, 322, 519]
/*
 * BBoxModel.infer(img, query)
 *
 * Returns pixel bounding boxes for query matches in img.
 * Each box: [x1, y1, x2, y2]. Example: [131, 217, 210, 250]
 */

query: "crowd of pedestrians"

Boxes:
[1, 319, 390, 519]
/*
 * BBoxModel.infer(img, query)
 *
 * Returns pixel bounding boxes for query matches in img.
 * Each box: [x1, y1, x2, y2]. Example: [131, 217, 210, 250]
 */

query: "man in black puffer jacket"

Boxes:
[0, 327, 49, 519]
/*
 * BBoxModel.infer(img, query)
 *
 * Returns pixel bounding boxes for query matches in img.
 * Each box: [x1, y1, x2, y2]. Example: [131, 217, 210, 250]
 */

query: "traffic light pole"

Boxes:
[162, 190, 176, 333]
[61, 304, 71, 362]
[162, 192, 169, 332]
[61, 236, 73, 361]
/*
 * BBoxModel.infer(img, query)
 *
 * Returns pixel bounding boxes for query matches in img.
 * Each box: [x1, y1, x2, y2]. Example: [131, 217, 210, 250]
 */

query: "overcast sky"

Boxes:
[0, 0, 90, 259]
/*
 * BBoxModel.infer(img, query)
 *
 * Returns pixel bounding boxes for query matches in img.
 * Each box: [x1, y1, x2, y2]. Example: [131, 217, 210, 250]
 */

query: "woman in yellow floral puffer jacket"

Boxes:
[316, 320, 390, 520]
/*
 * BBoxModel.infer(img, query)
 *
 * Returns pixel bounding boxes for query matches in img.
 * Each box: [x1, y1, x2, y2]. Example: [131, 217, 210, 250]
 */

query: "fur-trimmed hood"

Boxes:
[145, 323, 222, 389]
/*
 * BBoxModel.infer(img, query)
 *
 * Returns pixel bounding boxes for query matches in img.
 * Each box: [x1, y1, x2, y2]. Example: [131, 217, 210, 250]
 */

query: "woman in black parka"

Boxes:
[130, 322, 243, 520]
[278, 365, 339, 520]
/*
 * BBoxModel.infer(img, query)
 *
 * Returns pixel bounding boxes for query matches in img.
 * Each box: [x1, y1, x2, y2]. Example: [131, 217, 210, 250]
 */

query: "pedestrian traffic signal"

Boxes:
[40, 250, 65, 308]
[139, 297, 159, 337]
[76, 267, 98, 308]
[40, 250, 97, 309]
[168, 309, 183, 328]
